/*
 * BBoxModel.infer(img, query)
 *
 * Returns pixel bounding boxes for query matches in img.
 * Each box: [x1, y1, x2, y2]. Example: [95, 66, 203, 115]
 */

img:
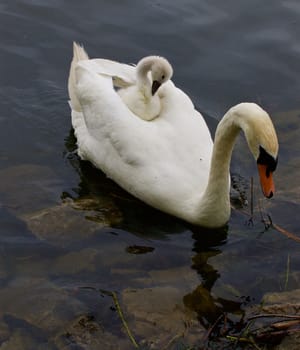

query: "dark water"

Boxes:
[0, 0, 300, 348]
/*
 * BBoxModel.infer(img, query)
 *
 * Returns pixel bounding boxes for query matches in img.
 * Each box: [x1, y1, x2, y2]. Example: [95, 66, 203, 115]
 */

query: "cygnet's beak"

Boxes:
[257, 164, 275, 198]
[152, 80, 161, 95]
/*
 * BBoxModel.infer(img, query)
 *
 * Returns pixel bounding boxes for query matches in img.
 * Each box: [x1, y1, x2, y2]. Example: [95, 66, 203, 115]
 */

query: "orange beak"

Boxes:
[257, 164, 275, 198]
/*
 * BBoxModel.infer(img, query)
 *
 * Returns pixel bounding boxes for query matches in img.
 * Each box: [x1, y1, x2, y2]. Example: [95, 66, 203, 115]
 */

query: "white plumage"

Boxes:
[68, 42, 278, 228]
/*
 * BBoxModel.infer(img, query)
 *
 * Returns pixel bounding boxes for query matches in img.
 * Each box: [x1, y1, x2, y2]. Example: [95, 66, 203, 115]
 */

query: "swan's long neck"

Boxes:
[136, 58, 153, 99]
[194, 108, 241, 227]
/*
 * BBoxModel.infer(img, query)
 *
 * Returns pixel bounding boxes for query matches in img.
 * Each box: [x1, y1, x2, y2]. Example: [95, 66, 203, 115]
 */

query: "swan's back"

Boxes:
[70, 61, 213, 218]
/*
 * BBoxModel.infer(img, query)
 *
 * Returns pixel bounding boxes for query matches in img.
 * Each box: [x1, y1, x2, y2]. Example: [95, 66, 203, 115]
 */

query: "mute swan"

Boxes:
[68, 43, 278, 228]
[68, 43, 173, 121]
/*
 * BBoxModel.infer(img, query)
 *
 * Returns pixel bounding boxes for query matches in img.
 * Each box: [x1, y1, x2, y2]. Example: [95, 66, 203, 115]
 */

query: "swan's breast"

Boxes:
[118, 86, 161, 121]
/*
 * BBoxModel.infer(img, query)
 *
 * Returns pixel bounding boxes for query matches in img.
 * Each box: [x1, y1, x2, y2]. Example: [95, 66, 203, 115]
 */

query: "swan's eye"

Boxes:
[161, 75, 165, 80]
[257, 146, 278, 177]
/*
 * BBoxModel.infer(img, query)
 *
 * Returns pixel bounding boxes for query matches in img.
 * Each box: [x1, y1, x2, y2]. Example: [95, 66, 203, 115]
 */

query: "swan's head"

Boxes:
[150, 57, 173, 95]
[233, 103, 279, 198]
[137, 56, 173, 96]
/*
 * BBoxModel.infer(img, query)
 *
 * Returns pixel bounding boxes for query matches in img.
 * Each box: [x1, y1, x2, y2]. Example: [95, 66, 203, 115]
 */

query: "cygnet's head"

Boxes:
[137, 56, 173, 95]
[150, 57, 173, 95]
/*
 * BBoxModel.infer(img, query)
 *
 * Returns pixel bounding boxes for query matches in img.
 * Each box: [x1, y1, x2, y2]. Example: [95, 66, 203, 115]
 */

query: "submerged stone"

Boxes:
[54, 314, 132, 350]
[0, 278, 86, 335]
[262, 288, 300, 315]
[122, 286, 204, 349]
[22, 197, 122, 247]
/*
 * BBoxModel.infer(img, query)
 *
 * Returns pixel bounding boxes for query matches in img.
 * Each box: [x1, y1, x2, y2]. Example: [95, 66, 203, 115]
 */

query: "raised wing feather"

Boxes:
[79, 58, 137, 88]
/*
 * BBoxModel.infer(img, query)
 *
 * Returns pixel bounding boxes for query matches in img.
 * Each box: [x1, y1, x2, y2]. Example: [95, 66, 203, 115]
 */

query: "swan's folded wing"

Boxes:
[75, 62, 148, 166]
[78, 59, 137, 88]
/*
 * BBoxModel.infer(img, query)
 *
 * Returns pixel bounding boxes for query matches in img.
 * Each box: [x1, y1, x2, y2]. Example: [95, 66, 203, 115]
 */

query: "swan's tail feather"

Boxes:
[68, 42, 89, 112]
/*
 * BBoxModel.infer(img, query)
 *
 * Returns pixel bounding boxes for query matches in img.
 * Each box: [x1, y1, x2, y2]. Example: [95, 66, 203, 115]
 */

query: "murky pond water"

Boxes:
[0, 0, 300, 349]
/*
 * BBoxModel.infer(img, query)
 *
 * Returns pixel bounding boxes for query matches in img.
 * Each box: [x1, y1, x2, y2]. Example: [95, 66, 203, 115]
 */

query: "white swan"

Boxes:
[69, 43, 173, 121]
[68, 43, 279, 228]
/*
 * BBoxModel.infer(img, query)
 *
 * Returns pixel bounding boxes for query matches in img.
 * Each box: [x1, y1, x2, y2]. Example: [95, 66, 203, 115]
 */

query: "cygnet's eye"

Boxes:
[161, 75, 165, 80]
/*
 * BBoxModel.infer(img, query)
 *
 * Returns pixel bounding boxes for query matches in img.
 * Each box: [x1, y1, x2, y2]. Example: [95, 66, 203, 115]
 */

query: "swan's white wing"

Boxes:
[74, 62, 150, 168]
[78, 58, 137, 88]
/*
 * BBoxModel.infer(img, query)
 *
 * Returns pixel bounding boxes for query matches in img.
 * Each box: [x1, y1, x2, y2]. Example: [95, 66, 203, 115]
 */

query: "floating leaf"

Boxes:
[126, 245, 155, 255]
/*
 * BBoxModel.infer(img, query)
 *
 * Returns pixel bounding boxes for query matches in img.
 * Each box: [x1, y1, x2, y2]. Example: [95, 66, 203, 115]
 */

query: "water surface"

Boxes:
[0, 0, 300, 348]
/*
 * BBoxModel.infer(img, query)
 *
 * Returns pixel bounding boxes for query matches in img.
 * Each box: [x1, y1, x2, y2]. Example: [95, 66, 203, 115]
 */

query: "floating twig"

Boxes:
[226, 312, 300, 349]
[250, 176, 254, 219]
[226, 335, 262, 350]
[162, 332, 184, 350]
[261, 213, 272, 231]
[248, 313, 300, 321]
[284, 254, 290, 290]
[262, 213, 300, 242]
[257, 199, 271, 231]
[101, 289, 139, 348]
[245, 177, 255, 227]
[80, 286, 139, 348]
[233, 177, 300, 242]
[202, 313, 224, 343]
[234, 320, 255, 349]
[272, 223, 300, 243]
[254, 327, 300, 344]
[271, 319, 300, 330]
